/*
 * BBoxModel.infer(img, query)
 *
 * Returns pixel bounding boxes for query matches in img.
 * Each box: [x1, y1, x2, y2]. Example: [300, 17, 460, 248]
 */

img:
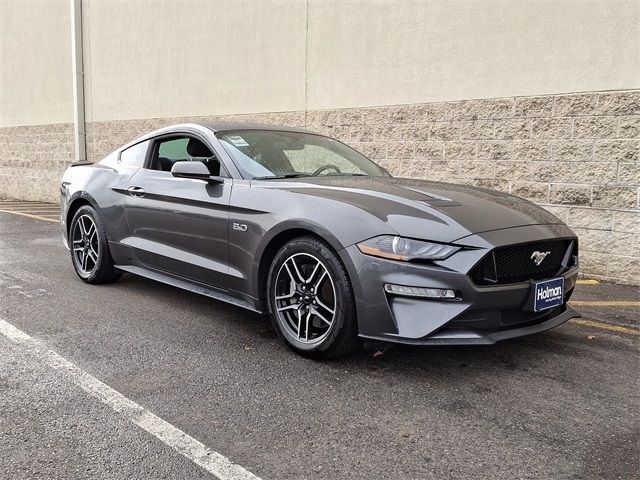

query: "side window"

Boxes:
[151, 136, 222, 176]
[158, 138, 189, 160]
[119, 140, 149, 168]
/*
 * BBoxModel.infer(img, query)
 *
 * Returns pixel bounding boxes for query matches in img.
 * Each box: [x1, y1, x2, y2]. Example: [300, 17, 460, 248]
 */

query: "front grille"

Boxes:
[470, 239, 577, 286]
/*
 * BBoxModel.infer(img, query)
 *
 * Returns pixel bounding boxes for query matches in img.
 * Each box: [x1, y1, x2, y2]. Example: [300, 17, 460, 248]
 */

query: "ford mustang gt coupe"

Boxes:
[60, 122, 580, 358]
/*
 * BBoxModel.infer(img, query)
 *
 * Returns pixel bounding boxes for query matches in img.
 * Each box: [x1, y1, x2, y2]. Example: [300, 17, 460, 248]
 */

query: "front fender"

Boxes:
[227, 182, 399, 304]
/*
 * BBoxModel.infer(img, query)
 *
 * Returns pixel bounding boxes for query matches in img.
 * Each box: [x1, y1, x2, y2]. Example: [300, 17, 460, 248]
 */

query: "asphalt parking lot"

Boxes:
[0, 201, 638, 480]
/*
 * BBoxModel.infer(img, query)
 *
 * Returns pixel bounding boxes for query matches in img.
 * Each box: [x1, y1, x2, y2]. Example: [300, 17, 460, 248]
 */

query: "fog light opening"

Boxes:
[384, 284, 460, 300]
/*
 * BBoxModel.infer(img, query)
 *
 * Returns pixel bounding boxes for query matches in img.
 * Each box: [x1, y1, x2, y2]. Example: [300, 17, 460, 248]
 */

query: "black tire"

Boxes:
[266, 236, 360, 359]
[69, 205, 122, 284]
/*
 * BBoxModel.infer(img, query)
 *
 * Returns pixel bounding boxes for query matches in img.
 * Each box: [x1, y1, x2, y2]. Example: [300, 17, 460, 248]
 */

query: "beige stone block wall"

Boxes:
[0, 89, 638, 284]
[303, 90, 640, 284]
[0, 124, 74, 202]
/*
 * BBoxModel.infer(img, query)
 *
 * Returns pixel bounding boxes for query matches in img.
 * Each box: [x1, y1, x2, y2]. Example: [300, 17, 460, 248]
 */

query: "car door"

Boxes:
[122, 133, 232, 289]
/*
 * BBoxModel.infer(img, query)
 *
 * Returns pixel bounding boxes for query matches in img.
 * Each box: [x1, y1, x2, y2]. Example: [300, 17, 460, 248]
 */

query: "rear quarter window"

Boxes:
[119, 140, 150, 167]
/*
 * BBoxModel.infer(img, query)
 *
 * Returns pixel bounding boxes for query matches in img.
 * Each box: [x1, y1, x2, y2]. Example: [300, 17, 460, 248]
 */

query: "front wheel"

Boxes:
[266, 237, 359, 359]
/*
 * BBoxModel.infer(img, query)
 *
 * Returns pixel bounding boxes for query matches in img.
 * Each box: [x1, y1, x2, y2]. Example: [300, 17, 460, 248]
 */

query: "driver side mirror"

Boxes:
[170, 161, 224, 184]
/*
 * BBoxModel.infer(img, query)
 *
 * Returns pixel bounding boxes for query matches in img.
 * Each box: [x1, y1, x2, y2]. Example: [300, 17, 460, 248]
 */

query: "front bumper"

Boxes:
[340, 224, 580, 346]
[362, 306, 579, 346]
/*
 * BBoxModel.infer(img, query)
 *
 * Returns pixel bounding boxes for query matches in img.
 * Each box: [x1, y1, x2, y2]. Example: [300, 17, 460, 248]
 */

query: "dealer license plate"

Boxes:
[533, 277, 565, 312]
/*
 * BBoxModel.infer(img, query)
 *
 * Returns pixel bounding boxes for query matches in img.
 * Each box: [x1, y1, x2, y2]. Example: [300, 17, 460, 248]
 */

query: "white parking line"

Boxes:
[0, 318, 261, 480]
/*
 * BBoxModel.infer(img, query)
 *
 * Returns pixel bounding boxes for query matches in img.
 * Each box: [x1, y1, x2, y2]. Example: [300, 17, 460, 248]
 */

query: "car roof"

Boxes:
[119, 122, 319, 152]
[198, 121, 312, 134]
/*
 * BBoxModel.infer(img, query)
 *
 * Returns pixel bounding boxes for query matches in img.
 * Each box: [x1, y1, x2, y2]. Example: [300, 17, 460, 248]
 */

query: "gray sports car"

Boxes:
[60, 122, 580, 358]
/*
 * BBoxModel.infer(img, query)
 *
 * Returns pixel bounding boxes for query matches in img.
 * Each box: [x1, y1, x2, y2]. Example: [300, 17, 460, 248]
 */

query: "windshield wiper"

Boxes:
[252, 173, 312, 180]
[322, 173, 369, 177]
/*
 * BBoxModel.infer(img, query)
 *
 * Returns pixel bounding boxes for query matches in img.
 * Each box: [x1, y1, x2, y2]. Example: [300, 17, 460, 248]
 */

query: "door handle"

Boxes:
[127, 186, 146, 197]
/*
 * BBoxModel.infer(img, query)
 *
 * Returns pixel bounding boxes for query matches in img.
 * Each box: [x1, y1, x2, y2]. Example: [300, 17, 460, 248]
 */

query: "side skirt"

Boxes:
[115, 264, 263, 314]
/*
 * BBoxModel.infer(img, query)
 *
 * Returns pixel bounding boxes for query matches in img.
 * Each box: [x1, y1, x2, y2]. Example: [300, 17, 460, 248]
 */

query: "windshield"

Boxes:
[216, 130, 388, 179]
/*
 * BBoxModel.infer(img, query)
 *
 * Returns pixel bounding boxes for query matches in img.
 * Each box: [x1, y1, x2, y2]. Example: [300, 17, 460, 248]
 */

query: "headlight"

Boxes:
[356, 235, 460, 262]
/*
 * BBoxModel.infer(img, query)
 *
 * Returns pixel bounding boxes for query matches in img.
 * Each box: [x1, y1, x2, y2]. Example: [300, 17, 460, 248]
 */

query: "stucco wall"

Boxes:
[76, 0, 640, 120]
[306, 0, 640, 109]
[81, 0, 308, 122]
[0, 0, 72, 127]
[2, 0, 639, 126]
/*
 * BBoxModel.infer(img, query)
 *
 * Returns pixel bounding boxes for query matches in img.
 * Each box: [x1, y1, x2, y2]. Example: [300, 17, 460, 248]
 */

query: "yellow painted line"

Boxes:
[0, 209, 59, 223]
[7, 213, 60, 216]
[569, 319, 640, 336]
[0, 208, 58, 212]
[0, 204, 58, 208]
[4, 209, 61, 213]
[0, 209, 60, 214]
[576, 279, 600, 285]
[0, 202, 57, 206]
[0, 203, 57, 206]
[0, 205, 60, 210]
[0, 206, 58, 209]
[570, 301, 640, 307]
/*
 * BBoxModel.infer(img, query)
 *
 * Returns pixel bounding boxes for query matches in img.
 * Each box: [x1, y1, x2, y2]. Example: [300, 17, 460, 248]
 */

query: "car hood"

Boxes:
[261, 176, 563, 243]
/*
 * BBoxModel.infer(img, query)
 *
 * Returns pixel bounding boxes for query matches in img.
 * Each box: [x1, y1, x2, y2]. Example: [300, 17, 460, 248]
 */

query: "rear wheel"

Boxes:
[266, 237, 359, 359]
[70, 205, 121, 284]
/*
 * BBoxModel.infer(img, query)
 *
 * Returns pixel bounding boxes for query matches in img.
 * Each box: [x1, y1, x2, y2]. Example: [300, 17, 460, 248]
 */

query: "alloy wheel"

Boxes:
[72, 214, 99, 276]
[274, 253, 337, 345]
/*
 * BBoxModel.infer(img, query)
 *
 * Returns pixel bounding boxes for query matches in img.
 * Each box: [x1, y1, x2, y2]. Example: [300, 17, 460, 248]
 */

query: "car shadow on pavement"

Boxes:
[116, 272, 635, 385]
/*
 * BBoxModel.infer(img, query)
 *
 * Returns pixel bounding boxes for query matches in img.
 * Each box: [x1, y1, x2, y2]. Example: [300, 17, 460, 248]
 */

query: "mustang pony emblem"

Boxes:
[531, 250, 551, 266]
